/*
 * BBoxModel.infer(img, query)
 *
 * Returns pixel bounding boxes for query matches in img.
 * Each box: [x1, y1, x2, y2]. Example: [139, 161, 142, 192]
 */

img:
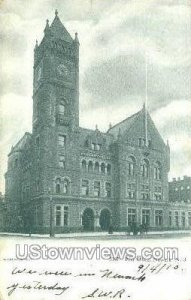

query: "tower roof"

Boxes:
[49, 10, 73, 43]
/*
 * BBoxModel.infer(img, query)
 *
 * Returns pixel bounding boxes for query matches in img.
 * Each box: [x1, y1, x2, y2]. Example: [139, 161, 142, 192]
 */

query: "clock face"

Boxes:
[57, 64, 70, 78]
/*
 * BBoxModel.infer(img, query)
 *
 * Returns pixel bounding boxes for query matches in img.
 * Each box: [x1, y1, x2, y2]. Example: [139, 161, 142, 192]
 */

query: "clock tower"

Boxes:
[32, 11, 80, 197]
[33, 10, 79, 132]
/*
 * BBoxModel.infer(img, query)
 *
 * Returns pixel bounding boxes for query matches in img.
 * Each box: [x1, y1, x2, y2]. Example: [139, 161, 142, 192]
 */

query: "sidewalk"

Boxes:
[0, 230, 190, 239]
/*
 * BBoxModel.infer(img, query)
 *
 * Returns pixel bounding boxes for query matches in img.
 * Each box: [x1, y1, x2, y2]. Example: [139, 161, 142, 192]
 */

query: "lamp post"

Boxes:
[48, 187, 54, 237]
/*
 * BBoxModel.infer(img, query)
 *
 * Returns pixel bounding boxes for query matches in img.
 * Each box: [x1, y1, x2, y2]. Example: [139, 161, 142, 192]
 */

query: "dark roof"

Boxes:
[50, 15, 73, 43]
[9, 132, 32, 156]
[107, 109, 141, 138]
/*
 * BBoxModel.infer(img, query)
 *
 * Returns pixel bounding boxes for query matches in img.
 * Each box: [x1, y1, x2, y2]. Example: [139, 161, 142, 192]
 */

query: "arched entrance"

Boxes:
[82, 208, 94, 231]
[99, 209, 111, 231]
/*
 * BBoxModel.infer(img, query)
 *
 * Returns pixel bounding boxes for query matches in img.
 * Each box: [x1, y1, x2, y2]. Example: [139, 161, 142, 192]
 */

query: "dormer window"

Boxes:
[91, 143, 96, 150]
[96, 144, 101, 151]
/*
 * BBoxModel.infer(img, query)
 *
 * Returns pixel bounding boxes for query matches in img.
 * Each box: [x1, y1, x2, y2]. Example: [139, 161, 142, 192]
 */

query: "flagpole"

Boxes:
[145, 51, 148, 147]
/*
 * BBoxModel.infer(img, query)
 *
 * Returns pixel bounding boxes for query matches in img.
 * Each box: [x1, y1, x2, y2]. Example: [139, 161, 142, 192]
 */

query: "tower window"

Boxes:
[58, 135, 66, 147]
[59, 156, 65, 168]
[59, 103, 65, 115]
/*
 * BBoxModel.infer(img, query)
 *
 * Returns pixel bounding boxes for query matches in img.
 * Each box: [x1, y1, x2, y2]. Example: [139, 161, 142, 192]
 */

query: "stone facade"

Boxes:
[4, 12, 191, 233]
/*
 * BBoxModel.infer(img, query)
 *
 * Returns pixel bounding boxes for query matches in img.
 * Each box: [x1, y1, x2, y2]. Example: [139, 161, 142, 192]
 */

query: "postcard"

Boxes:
[0, 0, 191, 299]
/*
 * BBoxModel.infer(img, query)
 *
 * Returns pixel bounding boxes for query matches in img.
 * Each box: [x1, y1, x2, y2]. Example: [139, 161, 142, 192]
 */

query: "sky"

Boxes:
[0, 0, 191, 193]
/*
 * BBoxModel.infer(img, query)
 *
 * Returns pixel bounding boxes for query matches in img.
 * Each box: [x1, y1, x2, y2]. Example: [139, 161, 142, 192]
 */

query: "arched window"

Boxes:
[63, 178, 70, 194]
[101, 163, 105, 174]
[59, 103, 65, 115]
[154, 162, 162, 180]
[95, 162, 99, 173]
[141, 159, 149, 178]
[82, 160, 86, 171]
[127, 156, 136, 176]
[55, 178, 61, 194]
[88, 161, 93, 173]
[107, 164, 111, 175]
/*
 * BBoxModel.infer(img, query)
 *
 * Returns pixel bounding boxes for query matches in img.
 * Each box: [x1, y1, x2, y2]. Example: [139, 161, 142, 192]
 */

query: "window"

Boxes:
[59, 103, 65, 115]
[127, 183, 136, 199]
[141, 184, 149, 200]
[95, 162, 99, 173]
[107, 164, 111, 175]
[127, 156, 135, 177]
[142, 209, 150, 226]
[154, 186, 162, 201]
[59, 156, 65, 168]
[154, 162, 162, 180]
[96, 144, 101, 151]
[105, 182, 111, 198]
[58, 135, 66, 147]
[81, 180, 89, 196]
[88, 161, 93, 173]
[81, 160, 87, 171]
[175, 211, 179, 227]
[181, 212, 185, 227]
[91, 143, 96, 150]
[56, 206, 62, 226]
[55, 205, 69, 226]
[169, 211, 172, 227]
[141, 159, 149, 178]
[64, 206, 69, 226]
[188, 212, 191, 226]
[63, 179, 70, 194]
[101, 163, 105, 174]
[55, 178, 61, 194]
[128, 209, 136, 226]
[181, 186, 184, 191]
[94, 181, 100, 197]
[155, 210, 163, 226]
[187, 186, 190, 190]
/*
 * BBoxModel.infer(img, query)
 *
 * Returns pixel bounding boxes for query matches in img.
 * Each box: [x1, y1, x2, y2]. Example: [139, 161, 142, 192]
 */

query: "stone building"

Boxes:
[4, 11, 191, 233]
[168, 177, 191, 228]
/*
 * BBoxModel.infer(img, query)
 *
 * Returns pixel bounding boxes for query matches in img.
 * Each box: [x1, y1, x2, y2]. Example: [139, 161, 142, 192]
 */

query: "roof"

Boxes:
[107, 110, 141, 138]
[79, 127, 114, 147]
[9, 132, 32, 156]
[49, 13, 73, 43]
